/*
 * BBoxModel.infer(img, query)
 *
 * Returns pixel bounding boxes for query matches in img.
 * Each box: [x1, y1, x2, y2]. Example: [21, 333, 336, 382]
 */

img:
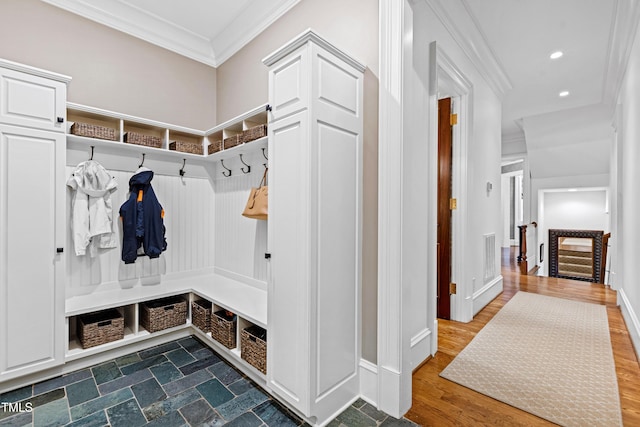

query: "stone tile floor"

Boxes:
[0, 336, 419, 427]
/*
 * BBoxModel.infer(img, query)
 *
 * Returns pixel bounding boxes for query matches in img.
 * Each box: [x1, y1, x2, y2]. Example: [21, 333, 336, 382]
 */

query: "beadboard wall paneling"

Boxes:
[65, 166, 215, 297]
[211, 150, 268, 282]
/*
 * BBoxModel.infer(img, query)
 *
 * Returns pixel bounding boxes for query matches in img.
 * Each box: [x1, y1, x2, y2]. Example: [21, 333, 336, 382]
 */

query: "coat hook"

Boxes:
[89, 146, 95, 160]
[138, 153, 146, 168]
[239, 154, 251, 174]
[261, 147, 268, 161]
[220, 159, 232, 177]
[179, 159, 186, 177]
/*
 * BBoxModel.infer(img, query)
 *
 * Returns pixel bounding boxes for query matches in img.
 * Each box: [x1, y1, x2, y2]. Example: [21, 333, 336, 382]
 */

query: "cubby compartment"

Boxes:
[211, 304, 237, 350]
[240, 319, 267, 374]
[67, 304, 136, 355]
[140, 295, 188, 333]
[68, 110, 120, 141]
[191, 298, 212, 334]
[123, 121, 165, 149]
[222, 122, 243, 149]
[169, 130, 204, 155]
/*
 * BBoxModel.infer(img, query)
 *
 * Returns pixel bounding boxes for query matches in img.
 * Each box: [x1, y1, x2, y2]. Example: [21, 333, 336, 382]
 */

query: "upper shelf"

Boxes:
[66, 102, 269, 164]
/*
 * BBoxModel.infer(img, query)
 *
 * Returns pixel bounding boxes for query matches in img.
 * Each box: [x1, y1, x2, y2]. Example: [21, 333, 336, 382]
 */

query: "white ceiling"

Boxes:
[43, 0, 635, 179]
[465, 0, 616, 138]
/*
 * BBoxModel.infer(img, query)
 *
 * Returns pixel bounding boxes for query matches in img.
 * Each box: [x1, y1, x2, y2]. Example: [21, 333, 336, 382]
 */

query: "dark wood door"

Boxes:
[437, 97, 453, 320]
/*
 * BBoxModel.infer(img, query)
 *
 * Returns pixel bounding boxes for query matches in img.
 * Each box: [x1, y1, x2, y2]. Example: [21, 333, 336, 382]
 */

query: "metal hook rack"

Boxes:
[220, 159, 232, 177]
[179, 159, 186, 177]
[239, 154, 251, 174]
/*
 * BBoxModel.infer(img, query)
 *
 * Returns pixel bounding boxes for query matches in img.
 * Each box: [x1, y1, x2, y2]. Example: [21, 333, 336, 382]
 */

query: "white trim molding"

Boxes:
[41, 0, 301, 67]
[472, 275, 503, 316]
[618, 288, 640, 358]
[434, 45, 474, 323]
[603, 0, 640, 106]
[358, 359, 379, 406]
[424, 0, 512, 100]
[377, 0, 412, 419]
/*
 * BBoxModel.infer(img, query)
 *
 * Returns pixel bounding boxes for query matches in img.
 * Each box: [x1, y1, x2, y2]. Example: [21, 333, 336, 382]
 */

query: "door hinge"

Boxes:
[450, 283, 457, 295]
[450, 198, 457, 210]
[450, 113, 458, 126]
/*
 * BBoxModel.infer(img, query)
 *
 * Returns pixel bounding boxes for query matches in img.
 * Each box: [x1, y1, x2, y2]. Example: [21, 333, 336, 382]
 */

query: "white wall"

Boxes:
[537, 189, 609, 275]
[407, 0, 504, 327]
[616, 19, 640, 357]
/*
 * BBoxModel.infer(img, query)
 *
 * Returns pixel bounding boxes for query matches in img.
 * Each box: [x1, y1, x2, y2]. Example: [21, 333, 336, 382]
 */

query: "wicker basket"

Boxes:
[77, 308, 124, 349]
[124, 131, 163, 148]
[169, 140, 203, 155]
[208, 140, 223, 155]
[140, 296, 187, 333]
[191, 299, 211, 333]
[242, 124, 267, 143]
[70, 122, 117, 141]
[212, 310, 237, 349]
[241, 325, 267, 374]
[223, 134, 242, 150]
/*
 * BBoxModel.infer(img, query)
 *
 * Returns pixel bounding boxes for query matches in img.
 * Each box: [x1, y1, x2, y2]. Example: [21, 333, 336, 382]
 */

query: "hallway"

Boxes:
[405, 249, 640, 426]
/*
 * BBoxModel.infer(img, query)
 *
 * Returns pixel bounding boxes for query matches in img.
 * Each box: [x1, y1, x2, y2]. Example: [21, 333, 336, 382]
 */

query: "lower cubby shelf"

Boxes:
[65, 287, 267, 380]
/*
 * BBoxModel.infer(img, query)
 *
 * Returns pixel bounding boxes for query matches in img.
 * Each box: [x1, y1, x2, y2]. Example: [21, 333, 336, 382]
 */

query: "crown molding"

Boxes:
[423, 0, 512, 100]
[212, 0, 302, 66]
[41, 0, 301, 68]
[603, 0, 640, 106]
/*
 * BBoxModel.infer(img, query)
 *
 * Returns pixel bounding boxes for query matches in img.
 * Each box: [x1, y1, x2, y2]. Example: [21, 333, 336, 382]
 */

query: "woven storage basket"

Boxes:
[78, 308, 124, 349]
[140, 296, 187, 333]
[169, 140, 203, 155]
[223, 134, 242, 150]
[208, 140, 223, 155]
[242, 124, 267, 143]
[191, 299, 211, 333]
[212, 310, 237, 349]
[241, 325, 267, 374]
[70, 122, 117, 141]
[124, 131, 162, 148]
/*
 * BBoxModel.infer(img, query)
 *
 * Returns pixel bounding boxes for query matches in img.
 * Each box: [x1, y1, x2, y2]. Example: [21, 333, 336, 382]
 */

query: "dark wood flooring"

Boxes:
[404, 247, 640, 426]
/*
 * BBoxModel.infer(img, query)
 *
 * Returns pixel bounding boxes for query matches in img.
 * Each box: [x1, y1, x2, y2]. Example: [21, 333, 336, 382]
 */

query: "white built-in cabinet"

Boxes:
[0, 60, 70, 381]
[0, 29, 365, 426]
[264, 30, 364, 424]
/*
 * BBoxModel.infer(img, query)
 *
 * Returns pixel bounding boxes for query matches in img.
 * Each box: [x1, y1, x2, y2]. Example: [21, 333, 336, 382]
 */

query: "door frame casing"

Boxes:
[434, 44, 473, 323]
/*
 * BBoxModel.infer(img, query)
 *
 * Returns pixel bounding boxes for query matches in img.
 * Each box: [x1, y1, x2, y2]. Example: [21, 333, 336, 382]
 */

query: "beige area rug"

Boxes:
[440, 292, 622, 426]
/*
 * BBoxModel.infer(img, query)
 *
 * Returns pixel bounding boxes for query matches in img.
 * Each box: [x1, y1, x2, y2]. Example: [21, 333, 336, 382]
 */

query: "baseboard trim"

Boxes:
[618, 288, 640, 359]
[410, 328, 432, 370]
[358, 358, 378, 406]
[472, 275, 503, 315]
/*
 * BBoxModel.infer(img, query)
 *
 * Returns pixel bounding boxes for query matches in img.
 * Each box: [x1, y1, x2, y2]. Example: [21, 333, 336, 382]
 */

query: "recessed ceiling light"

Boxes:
[559, 91, 570, 97]
[550, 51, 563, 59]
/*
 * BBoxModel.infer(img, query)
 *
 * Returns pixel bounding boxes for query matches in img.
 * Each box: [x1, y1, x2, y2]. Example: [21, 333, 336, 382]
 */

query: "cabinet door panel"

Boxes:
[0, 67, 66, 132]
[315, 122, 359, 396]
[267, 111, 310, 413]
[0, 125, 65, 380]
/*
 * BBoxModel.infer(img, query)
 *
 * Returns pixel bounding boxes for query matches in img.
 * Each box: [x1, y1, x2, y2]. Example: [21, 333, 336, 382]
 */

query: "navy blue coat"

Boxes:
[119, 169, 167, 264]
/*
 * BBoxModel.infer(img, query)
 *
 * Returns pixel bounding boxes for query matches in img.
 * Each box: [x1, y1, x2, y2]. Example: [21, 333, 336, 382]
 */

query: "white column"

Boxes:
[377, 0, 412, 417]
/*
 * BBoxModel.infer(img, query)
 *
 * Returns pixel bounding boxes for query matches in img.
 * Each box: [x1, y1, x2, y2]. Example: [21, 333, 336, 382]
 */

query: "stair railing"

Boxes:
[517, 221, 537, 275]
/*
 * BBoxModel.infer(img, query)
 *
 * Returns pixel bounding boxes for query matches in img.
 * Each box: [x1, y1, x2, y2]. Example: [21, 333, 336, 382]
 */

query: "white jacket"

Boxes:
[67, 160, 118, 256]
